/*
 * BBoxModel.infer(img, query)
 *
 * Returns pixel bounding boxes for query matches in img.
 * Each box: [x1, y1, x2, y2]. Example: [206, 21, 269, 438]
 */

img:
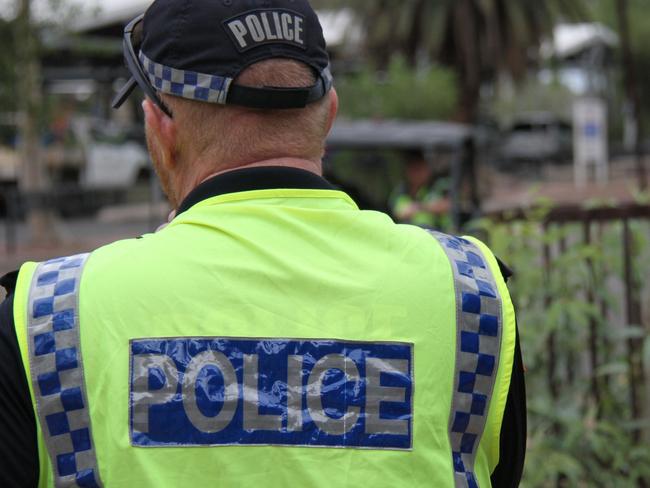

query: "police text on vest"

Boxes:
[130, 338, 413, 449]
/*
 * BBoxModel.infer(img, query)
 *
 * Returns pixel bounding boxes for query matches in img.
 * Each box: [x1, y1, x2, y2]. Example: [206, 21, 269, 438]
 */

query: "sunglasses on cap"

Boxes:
[112, 14, 173, 118]
[112, 9, 333, 113]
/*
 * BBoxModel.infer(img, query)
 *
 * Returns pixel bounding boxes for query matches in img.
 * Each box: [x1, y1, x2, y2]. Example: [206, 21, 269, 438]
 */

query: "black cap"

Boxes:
[115, 0, 333, 111]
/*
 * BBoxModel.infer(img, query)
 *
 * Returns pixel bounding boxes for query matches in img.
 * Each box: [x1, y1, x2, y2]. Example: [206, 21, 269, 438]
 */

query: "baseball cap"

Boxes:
[112, 0, 333, 114]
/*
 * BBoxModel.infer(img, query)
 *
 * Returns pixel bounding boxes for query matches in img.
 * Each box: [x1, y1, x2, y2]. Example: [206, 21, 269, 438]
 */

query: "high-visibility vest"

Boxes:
[390, 179, 451, 229]
[13, 187, 516, 487]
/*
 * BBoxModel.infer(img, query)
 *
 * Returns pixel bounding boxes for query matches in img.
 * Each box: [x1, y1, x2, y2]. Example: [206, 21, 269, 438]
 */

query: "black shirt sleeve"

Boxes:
[490, 327, 527, 487]
[486, 257, 526, 487]
[0, 270, 19, 295]
[0, 282, 39, 487]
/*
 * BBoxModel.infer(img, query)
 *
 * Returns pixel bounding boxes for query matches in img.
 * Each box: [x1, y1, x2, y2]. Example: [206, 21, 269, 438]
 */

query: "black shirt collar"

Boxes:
[176, 166, 336, 216]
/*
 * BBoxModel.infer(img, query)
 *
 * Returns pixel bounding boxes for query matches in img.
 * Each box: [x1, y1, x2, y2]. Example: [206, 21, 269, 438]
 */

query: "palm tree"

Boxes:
[320, 0, 586, 123]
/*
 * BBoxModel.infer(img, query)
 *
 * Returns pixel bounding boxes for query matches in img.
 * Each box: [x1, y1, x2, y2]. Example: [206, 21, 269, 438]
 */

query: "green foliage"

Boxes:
[335, 58, 458, 121]
[469, 208, 650, 486]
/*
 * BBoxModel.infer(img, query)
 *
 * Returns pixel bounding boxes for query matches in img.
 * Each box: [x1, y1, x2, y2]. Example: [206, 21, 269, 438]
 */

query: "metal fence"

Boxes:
[547, 204, 648, 435]
[484, 202, 650, 484]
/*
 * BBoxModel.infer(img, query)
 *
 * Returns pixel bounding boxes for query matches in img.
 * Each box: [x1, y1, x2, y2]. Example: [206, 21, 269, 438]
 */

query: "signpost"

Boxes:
[573, 97, 609, 187]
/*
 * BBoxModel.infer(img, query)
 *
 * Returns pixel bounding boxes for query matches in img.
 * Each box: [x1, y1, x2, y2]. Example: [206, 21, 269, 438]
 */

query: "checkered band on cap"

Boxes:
[139, 52, 234, 104]
[27, 254, 103, 488]
[429, 232, 503, 488]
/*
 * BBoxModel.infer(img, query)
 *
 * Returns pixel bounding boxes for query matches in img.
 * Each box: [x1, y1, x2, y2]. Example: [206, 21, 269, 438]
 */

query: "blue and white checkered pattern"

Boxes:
[139, 52, 233, 104]
[429, 232, 503, 488]
[27, 254, 103, 488]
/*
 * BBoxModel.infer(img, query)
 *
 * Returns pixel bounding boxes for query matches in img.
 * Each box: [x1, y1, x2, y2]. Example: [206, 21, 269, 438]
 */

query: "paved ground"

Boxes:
[484, 157, 648, 212]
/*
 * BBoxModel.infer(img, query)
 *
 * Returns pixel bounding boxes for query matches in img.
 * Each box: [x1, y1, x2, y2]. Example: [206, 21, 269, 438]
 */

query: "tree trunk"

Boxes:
[456, 78, 481, 124]
[365, 0, 394, 71]
[16, 0, 58, 245]
[616, 0, 648, 191]
[454, 0, 481, 124]
[405, 0, 428, 68]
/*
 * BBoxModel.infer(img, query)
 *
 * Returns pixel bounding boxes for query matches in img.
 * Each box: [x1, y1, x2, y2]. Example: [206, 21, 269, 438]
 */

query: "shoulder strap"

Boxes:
[26, 253, 104, 488]
[428, 232, 503, 488]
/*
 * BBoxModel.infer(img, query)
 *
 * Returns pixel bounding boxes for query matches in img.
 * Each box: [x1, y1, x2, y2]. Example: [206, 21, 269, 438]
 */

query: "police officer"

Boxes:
[0, 1, 526, 487]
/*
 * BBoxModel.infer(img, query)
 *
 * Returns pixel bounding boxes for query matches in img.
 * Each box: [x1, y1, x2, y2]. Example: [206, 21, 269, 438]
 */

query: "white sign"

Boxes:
[573, 97, 608, 186]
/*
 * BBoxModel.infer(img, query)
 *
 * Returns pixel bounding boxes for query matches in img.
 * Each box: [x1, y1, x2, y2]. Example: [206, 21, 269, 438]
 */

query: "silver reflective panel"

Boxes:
[429, 232, 504, 488]
[26, 254, 104, 487]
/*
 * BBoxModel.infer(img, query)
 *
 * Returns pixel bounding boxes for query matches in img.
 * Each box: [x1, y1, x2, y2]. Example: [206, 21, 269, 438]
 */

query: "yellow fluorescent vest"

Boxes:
[14, 188, 516, 488]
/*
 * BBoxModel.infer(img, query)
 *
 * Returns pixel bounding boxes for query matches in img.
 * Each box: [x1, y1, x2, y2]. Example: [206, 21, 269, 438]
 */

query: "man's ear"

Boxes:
[143, 98, 178, 170]
[325, 88, 339, 135]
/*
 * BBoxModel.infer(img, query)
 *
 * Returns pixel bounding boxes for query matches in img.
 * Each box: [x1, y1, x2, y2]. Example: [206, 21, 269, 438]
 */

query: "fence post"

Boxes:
[597, 223, 611, 399]
[623, 218, 646, 445]
[584, 220, 602, 416]
[543, 223, 560, 402]
[558, 234, 577, 387]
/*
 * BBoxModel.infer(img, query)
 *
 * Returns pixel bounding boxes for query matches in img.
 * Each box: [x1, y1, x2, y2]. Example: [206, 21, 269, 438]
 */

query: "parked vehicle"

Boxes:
[499, 113, 573, 167]
[0, 116, 150, 189]
[0, 116, 151, 217]
[75, 118, 150, 189]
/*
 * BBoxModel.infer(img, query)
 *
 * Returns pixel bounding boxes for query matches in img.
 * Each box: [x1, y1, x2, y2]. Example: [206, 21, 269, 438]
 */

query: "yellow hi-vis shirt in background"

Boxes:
[14, 175, 516, 488]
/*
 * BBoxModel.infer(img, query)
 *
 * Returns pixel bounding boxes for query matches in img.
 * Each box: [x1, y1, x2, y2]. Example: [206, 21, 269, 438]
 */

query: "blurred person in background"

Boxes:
[0, 1, 525, 487]
[390, 150, 451, 229]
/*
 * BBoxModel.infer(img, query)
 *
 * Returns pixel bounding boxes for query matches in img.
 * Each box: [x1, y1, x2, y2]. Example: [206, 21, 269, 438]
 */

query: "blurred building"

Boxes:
[539, 23, 619, 96]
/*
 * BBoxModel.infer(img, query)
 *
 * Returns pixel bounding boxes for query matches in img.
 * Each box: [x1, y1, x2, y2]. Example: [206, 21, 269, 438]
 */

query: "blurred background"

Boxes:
[1, 0, 650, 485]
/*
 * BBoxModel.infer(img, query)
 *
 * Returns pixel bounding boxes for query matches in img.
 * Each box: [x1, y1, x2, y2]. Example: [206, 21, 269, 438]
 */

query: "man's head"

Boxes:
[113, 0, 337, 207]
[143, 58, 338, 207]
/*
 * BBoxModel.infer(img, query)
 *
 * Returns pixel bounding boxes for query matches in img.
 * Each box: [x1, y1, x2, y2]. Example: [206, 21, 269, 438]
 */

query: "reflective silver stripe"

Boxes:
[429, 232, 503, 488]
[26, 254, 103, 488]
